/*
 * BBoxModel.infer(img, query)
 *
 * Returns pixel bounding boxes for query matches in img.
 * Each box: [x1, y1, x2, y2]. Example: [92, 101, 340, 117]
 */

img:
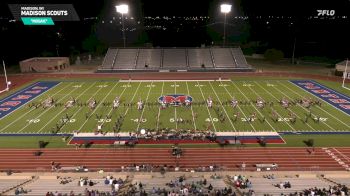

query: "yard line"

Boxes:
[15, 82, 84, 133]
[58, 82, 113, 132]
[226, 81, 273, 131]
[208, 81, 236, 131]
[254, 81, 316, 131]
[36, 82, 99, 133]
[0, 83, 68, 132]
[121, 82, 142, 117]
[156, 82, 165, 131]
[196, 81, 217, 132]
[185, 81, 197, 130]
[174, 81, 178, 129]
[265, 81, 333, 131]
[136, 81, 154, 132]
[100, 81, 129, 127]
[245, 81, 296, 131]
[77, 82, 122, 131]
[281, 81, 350, 129]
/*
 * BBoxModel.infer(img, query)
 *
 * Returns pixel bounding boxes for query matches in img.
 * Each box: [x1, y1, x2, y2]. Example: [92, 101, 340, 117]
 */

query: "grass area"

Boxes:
[246, 58, 333, 75]
[0, 78, 349, 148]
[0, 136, 70, 148]
[1, 80, 349, 134]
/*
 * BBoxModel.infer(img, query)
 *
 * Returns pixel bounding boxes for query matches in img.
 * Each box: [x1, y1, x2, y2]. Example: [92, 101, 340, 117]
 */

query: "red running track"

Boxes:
[0, 147, 347, 172]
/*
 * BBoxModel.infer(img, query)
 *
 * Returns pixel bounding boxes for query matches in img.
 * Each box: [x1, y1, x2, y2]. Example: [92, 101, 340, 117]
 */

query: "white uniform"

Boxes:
[185, 99, 191, 106]
[113, 98, 120, 109]
[207, 98, 213, 108]
[137, 100, 143, 110]
[231, 99, 238, 108]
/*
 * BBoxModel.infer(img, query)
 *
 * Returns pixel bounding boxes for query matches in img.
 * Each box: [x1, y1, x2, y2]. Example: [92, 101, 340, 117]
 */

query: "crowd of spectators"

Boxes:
[104, 175, 124, 192]
[78, 177, 96, 187]
[230, 174, 252, 189]
[302, 184, 348, 196]
[44, 189, 115, 196]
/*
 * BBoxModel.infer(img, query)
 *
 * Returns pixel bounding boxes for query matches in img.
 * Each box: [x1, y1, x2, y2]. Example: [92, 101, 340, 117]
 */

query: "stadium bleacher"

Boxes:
[113, 48, 139, 69]
[99, 47, 253, 72]
[187, 48, 214, 68]
[136, 48, 162, 69]
[101, 48, 118, 69]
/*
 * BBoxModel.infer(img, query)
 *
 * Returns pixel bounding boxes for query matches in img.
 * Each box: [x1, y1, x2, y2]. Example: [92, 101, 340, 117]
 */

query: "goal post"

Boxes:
[342, 59, 350, 90]
[0, 60, 10, 94]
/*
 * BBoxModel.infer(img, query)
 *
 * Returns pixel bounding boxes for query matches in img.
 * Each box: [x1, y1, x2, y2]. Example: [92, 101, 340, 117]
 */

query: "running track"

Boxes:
[1, 147, 350, 172]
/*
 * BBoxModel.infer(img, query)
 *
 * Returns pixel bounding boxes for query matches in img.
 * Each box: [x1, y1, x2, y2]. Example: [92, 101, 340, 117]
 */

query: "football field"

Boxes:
[0, 79, 349, 134]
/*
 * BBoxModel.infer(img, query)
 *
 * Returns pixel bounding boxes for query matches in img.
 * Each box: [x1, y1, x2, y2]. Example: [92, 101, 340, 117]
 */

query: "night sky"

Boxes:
[0, 0, 349, 65]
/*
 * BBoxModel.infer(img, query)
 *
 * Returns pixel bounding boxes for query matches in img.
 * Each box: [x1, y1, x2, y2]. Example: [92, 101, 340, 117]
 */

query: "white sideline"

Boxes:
[0, 83, 66, 132]
[208, 81, 236, 131]
[156, 82, 165, 131]
[119, 79, 231, 82]
[196, 81, 217, 132]
[227, 81, 273, 131]
[284, 81, 350, 129]
[267, 81, 333, 131]
[254, 81, 315, 131]
[16, 83, 83, 133]
[77, 82, 122, 131]
[37, 82, 99, 133]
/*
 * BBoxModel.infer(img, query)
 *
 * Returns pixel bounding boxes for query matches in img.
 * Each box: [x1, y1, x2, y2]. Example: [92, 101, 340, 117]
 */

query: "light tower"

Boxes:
[116, 4, 129, 47]
[220, 4, 232, 47]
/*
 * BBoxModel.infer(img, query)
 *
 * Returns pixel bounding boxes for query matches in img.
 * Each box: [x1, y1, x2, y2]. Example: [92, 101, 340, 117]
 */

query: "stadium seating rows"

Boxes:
[100, 47, 251, 71]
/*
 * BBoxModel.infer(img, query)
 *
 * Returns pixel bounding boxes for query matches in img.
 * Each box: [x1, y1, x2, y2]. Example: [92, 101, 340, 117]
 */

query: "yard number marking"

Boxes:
[205, 118, 219, 122]
[131, 118, 147, 123]
[27, 119, 40, 124]
[97, 119, 112, 123]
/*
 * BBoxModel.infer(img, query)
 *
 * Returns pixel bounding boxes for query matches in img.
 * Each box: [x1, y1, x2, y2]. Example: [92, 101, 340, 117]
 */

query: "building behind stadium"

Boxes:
[19, 57, 70, 73]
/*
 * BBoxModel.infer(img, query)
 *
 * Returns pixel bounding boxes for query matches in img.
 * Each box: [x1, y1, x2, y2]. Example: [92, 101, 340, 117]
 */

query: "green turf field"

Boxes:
[0, 79, 349, 134]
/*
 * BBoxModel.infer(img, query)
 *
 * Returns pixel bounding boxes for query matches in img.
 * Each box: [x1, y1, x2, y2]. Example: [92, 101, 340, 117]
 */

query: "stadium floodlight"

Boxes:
[116, 4, 128, 14]
[115, 4, 129, 47]
[220, 4, 232, 47]
[220, 4, 232, 13]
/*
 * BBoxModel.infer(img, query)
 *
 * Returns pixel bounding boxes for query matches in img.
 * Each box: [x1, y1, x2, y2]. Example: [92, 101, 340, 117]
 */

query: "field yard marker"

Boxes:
[281, 81, 350, 129]
[156, 81, 165, 131]
[36, 82, 100, 133]
[255, 81, 317, 131]
[226, 81, 271, 132]
[266, 81, 334, 131]
[77, 82, 124, 131]
[60, 81, 123, 133]
[243, 81, 296, 131]
[186, 81, 197, 130]
[208, 81, 236, 131]
[136, 81, 154, 132]
[174, 81, 178, 130]
[99, 81, 129, 128]
[0, 82, 69, 133]
[196, 81, 217, 132]
[16, 82, 85, 133]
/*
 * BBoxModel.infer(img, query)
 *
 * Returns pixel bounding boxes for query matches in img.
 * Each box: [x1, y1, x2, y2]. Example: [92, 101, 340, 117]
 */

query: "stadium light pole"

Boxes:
[116, 4, 129, 48]
[221, 4, 232, 47]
